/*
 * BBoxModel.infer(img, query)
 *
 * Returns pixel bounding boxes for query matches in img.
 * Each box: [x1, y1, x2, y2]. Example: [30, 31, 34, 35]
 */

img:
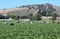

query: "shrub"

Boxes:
[10, 23, 14, 26]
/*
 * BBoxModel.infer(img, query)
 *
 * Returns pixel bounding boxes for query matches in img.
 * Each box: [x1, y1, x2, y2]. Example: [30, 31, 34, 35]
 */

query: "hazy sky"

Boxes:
[0, 0, 60, 9]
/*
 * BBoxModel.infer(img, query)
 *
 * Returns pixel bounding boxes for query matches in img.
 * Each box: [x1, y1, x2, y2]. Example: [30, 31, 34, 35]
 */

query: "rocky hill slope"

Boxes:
[0, 3, 60, 16]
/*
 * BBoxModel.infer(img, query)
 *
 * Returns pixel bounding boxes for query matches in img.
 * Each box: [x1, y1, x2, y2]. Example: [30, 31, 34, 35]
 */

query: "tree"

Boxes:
[52, 13, 58, 22]
[8, 14, 16, 19]
[36, 9, 42, 20]
[15, 15, 20, 20]
[20, 15, 28, 19]
[14, 15, 20, 23]
[28, 13, 33, 20]
[41, 10, 46, 16]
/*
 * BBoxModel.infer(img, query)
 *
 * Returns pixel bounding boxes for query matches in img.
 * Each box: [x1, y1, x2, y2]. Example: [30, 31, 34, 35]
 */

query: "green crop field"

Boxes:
[0, 20, 60, 39]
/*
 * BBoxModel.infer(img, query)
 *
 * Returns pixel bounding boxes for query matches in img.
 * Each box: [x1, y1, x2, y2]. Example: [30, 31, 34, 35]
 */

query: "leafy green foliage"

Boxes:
[52, 13, 58, 21]
[0, 21, 60, 39]
[36, 9, 42, 20]
[28, 13, 33, 20]
[14, 16, 20, 20]
[8, 14, 16, 19]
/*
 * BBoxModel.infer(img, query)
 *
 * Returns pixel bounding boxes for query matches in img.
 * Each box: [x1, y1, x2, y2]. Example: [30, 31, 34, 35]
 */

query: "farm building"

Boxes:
[41, 16, 52, 21]
[55, 17, 60, 22]
[42, 16, 60, 22]
[19, 19, 30, 22]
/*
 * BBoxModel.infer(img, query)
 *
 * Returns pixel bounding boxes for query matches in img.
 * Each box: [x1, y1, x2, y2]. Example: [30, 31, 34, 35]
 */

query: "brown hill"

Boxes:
[0, 3, 60, 16]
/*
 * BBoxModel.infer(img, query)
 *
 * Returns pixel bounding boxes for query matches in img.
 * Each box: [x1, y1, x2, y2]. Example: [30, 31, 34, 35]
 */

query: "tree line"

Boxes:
[0, 9, 59, 21]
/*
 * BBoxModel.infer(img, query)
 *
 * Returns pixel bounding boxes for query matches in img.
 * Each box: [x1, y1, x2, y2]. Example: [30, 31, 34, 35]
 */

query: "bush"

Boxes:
[8, 14, 16, 19]
[10, 23, 14, 26]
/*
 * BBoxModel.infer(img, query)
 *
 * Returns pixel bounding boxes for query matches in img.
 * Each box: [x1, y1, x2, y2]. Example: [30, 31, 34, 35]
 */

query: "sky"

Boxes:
[0, 0, 60, 10]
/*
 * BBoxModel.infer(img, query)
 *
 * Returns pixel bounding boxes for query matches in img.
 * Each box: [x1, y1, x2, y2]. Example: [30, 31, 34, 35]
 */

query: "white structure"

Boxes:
[9, 18, 12, 20]
[55, 17, 60, 22]
[19, 19, 30, 22]
[42, 16, 52, 21]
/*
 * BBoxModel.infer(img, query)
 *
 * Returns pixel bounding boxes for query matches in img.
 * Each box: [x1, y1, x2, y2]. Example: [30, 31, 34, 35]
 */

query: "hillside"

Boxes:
[0, 3, 60, 16]
[53, 6, 60, 15]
